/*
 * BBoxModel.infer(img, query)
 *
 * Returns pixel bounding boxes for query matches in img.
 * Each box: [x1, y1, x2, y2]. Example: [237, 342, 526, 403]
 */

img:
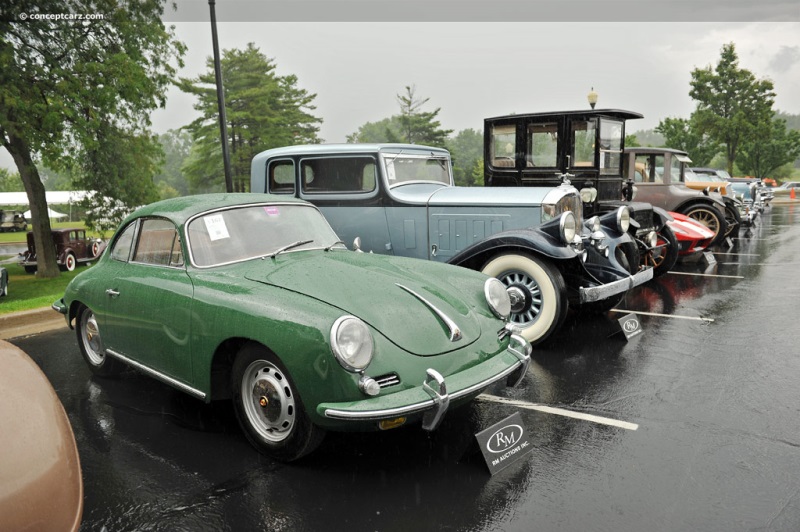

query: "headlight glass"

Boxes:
[616, 207, 631, 233]
[560, 211, 577, 244]
[484, 278, 511, 319]
[330, 316, 373, 372]
[587, 216, 601, 233]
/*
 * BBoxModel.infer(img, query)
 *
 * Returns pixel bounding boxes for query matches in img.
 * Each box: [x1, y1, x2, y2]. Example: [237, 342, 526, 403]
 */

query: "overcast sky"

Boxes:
[3, 5, 800, 171]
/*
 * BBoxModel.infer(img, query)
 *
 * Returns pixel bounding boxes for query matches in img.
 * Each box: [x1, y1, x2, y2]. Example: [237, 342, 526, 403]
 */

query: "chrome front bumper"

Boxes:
[320, 334, 531, 431]
[578, 266, 653, 303]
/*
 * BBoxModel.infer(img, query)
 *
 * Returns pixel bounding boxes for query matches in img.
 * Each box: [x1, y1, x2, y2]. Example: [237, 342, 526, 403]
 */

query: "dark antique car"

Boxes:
[54, 194, 531, 461]
[0, 340, 83, 531]
[482, 109, 677, 278]
[0, 210, 27, 232]
[251, 144, 653, 346]
[622, 148, 731, 245]
[19, 228, 104, 273]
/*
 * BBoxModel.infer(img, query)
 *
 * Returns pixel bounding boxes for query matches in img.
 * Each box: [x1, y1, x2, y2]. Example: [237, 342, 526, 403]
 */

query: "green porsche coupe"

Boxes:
[54, 194, 531, 461]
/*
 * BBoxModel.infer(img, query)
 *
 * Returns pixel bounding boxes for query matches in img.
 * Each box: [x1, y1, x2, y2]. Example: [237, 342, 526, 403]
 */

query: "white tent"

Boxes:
[23, 207, 67, 219]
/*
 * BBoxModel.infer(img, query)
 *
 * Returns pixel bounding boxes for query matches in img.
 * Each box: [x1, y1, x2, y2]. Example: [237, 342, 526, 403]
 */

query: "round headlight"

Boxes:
[560, 211, 577, 244]
[616, 207, 631, 233]
[484, 278, 511, 319]
[587, 215, 601, 233]
[330, 316, 374, 372]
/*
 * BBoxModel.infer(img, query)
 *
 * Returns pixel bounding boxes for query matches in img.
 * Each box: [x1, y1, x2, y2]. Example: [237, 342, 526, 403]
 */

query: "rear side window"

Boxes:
[132, 219, 183, 267]
[300, 157, 376, 194]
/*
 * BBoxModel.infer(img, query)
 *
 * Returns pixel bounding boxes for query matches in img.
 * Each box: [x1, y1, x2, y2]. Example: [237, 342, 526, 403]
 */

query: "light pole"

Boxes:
[209, 0, 234, 193]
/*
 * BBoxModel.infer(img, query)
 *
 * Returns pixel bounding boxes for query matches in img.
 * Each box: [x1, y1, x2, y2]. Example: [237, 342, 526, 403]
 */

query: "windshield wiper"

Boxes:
[265, 239, 313, 259]
[324, 240, 346, 252]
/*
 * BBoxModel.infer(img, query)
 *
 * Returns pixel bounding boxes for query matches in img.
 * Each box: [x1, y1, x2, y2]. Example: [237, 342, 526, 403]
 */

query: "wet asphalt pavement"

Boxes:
[10, 204, 800, 532]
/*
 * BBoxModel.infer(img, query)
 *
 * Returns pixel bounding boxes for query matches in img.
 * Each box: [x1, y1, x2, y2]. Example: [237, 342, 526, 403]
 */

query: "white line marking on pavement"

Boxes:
[477, 395, 639, 431]
[712, 252, 760, 256]
[610, 309, 715, 323]
[667, 271, 745, 279]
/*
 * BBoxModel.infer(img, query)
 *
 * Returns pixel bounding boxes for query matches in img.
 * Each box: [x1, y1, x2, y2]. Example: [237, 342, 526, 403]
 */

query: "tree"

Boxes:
[346, 117, 403, 144]
[737, 118, 800, 179]
[179, 43, 321, 193]
[689, 43, 776, 174]
[0, 168, 23, 192]
[0, 0, 184, 277]
[394, 85, 452, 147]
[447, 128, 483, 186]
[154, 129, 193, 198]
[655, 117, 721, 166]
[76, 121, 161, 232]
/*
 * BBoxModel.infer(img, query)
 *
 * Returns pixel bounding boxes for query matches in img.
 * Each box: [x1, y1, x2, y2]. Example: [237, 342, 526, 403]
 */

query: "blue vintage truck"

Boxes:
[251, 143, 652, 344]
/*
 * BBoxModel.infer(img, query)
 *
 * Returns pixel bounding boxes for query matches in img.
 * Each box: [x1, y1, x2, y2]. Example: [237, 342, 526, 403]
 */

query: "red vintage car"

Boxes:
[19, 228, 104, 273]
[668, 211, 715, 262]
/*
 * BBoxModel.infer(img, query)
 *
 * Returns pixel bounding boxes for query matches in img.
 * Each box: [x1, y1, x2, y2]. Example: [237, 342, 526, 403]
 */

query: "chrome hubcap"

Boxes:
[498, 271, 542, 327]
[242, 361, 295, 443]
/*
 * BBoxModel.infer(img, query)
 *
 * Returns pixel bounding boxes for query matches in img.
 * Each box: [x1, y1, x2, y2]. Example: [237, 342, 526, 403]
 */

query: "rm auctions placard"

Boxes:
[475, 411, 533, 475]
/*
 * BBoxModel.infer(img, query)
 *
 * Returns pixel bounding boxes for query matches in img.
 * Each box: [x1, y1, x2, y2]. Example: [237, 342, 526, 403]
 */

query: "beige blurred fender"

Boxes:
[0, 339, 83, 532]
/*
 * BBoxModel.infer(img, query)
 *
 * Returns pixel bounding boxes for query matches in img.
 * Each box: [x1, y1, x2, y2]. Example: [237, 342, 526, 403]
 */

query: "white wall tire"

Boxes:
[481, 253, 567, 345]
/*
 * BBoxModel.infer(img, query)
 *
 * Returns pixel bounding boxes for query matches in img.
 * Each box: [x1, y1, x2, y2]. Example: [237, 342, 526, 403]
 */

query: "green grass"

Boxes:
[0, 261, 87, 315]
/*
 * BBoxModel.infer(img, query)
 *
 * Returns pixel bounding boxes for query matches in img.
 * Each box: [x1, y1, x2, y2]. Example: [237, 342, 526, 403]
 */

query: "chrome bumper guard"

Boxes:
[579, 267, 653, 303]
[322, 333, 531, 431]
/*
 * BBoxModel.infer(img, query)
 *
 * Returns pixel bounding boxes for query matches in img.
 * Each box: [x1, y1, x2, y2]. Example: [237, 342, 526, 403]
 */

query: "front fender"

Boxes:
[447, 227, 578, 269]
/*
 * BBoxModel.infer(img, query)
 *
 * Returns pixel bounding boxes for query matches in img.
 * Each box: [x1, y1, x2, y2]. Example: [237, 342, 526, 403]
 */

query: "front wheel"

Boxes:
[63, 252, 77, 272]
[481, 253, 568, 345]
[682, 205, 727, 247]
[723, 203, 741, 238]
[649, 225, 679, 277]
[231, 344, 325, 462]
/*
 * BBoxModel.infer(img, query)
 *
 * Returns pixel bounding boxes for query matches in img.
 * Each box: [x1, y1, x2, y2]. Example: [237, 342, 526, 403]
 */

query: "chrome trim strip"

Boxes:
[323, 358, 525, 421]
[396, 284, 462, 342]
[578, 267, 654, 303]
[106, 349, 207, 400]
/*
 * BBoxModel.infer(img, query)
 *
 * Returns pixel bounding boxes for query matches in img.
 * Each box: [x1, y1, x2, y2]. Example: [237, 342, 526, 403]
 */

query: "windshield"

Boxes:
[187, 203, 342, 267]
[383, 153, 451, 187]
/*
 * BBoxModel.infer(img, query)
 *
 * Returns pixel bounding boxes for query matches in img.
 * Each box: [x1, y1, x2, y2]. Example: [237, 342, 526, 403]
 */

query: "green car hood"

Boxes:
[242, 251, 483, 356]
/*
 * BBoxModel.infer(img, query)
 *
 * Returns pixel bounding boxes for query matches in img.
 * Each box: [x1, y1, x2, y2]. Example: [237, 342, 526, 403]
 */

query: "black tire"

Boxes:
[681, 205, 727, 247]
[76, 304, 122, 377]
[231, 343, 325, 462]
[650, 224, 679, 277]
[481, 253, 568, 345]
[24, 266, 36, 274]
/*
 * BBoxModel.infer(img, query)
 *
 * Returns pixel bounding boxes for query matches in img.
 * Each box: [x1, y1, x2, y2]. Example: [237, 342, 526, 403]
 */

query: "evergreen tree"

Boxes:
[179, 43, 321, 192]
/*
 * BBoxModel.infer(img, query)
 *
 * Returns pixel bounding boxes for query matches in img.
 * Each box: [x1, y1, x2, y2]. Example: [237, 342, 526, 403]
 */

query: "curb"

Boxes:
[0, 306, 67, 340]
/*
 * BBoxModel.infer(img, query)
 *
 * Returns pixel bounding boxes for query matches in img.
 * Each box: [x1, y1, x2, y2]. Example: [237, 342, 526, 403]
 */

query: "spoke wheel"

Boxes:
[481, 253, 567, 345]
[647, 225, 678, 277]
[682, 205, 727, 247]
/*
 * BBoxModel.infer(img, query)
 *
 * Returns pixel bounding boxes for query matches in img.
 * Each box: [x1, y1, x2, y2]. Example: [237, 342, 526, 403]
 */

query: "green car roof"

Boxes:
[125, 193, 308, 226]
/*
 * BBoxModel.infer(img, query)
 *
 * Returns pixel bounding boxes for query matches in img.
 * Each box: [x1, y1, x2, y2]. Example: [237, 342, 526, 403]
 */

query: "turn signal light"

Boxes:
[378, 417, 407, 430]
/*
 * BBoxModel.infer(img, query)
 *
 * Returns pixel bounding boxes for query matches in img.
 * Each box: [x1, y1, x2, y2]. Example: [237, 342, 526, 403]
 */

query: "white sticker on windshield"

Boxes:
[386, 162, 396, 182]
[204, 214, 230, 241]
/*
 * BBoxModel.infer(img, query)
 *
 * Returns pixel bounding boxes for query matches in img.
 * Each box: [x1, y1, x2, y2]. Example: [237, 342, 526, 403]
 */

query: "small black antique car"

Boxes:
[483, 109, 677, 277]
[20, 228, 104, 273]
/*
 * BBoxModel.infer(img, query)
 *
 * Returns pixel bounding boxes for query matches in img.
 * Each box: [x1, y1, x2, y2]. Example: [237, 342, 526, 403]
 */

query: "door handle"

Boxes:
[105, 289, 120, 298]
